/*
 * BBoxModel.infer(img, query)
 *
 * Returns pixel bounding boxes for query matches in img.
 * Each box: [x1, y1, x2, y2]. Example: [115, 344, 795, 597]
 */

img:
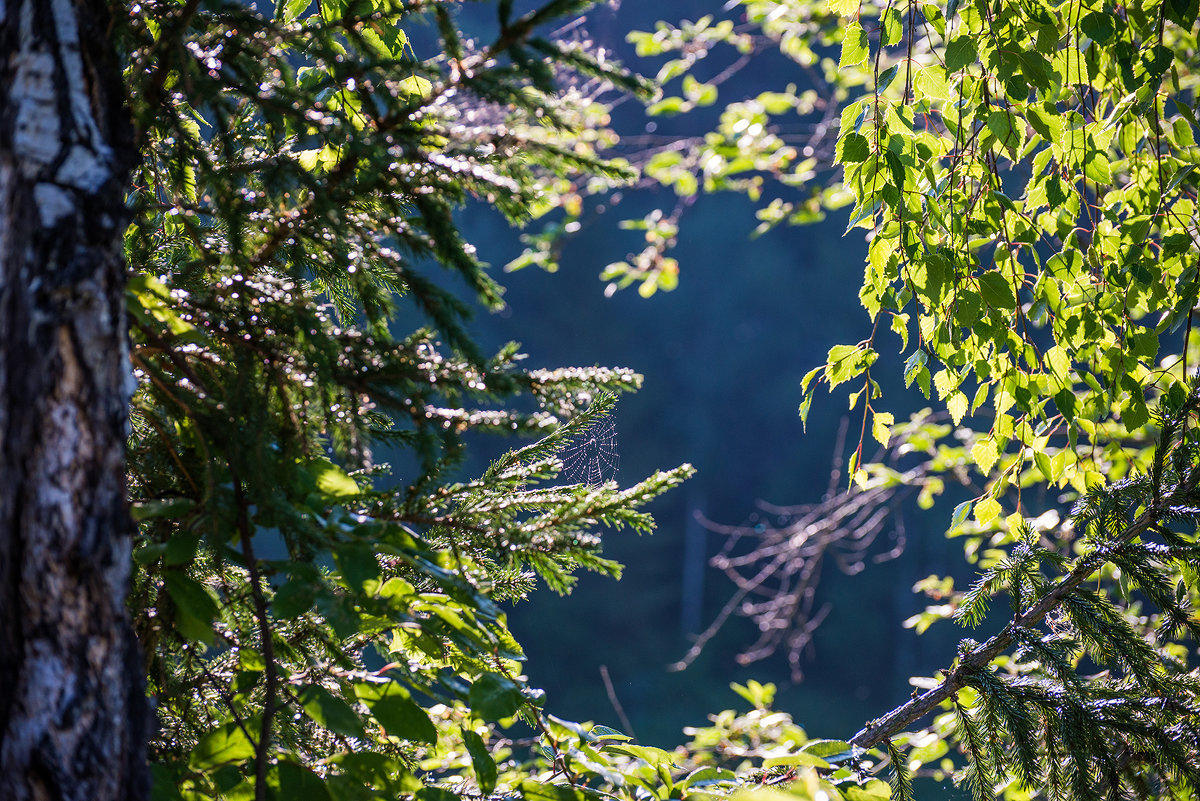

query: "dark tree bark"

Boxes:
[0, 1, 146, 799]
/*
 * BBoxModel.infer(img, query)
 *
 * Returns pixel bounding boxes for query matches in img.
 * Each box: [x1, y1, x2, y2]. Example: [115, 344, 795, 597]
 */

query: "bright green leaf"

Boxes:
[840, 23, 869, 68]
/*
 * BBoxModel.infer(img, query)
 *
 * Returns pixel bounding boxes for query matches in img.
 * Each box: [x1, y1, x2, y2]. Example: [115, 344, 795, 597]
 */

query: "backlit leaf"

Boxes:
[840, 23, 869, 68]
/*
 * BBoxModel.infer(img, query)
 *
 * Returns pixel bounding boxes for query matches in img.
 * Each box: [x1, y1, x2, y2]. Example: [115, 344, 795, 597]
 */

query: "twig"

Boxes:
[599, 665, 637, 740]
[233, 477, 277, 801]
[850, 504, 1164, 751]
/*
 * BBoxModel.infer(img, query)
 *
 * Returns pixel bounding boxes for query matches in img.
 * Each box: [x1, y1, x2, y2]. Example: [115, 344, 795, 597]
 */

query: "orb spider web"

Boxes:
[561, 413, 620, 486]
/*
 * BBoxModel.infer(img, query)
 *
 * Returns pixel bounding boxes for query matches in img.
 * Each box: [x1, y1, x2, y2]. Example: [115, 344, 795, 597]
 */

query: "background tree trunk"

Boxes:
[0, 0, 146, 798]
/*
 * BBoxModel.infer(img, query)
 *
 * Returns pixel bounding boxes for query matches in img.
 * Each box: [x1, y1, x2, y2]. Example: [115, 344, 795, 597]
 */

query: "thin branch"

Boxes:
[850, 504, 1165, 751]
[599, 665, 637, 740]
[233, 477, 277, 801]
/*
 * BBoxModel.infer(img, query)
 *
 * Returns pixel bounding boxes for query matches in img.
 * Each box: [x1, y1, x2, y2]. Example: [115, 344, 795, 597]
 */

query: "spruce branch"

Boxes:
[851, 499, 1187, 751]
[851, 387, 1200, 757]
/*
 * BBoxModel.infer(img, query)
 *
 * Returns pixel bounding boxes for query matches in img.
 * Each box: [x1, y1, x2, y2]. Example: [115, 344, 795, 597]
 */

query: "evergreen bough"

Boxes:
[121, 1, 689, 797]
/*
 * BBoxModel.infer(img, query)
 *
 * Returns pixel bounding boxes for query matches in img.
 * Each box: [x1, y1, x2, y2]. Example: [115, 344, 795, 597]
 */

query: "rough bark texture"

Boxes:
[0, 0, 146, 799]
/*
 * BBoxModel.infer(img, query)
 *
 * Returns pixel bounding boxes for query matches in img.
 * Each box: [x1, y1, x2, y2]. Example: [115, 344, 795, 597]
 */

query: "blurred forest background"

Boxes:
[395, 0, 976, 751]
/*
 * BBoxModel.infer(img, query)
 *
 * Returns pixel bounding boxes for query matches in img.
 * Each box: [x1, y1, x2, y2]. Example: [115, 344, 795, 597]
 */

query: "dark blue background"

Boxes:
[410, 5, 977, 782]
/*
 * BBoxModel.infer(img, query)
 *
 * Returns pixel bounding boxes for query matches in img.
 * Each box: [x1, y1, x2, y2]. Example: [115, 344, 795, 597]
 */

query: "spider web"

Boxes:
[561, 413, 620, 486]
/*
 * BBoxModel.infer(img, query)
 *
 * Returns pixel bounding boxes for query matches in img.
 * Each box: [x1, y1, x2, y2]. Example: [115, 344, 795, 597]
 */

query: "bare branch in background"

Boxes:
[674, 413, 961, 680]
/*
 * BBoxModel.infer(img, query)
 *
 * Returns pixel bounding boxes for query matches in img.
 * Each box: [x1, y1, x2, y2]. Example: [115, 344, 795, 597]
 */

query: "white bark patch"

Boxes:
[56, 145, 110, 192]
[34, 183, 74, 227]
[11, 51, 61, 171]
[35, 327, 88, 538]
[51, 0, 107, 151]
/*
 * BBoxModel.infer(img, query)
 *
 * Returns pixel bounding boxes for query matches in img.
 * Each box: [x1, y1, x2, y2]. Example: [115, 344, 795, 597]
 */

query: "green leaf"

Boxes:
[334, 542, 380, 591]
[682, 75, 718, 106]
[278, 0, 310, 23]
[872, 411, 894, 447]
[357, 681, 438, 744]
[945, 37, 977, 72]
[128, 274, 199, 337]
[885, 150, 906, 190]
[1029, 104, 1065, 142]
[591, 724, 634, 741]
[799, 389, 816, 429]
[950, 500, 972, 531]
[1045, 345, 1072, 382]
[1054, 388, 1077, 420]
[974, 497, 1001, 525]
[462, 728, 497, 794]
[881, 7, 904, 46]
[947, 391, 968, 425]
[1167, 165, 1195, 194]
[1122, 393, 1150, 431]
[978, 272, 1017, 310]
[904, 350, 928, 389]
[268, 761, 331, 801]
[800, 739, 853, 759]
[298, 684, 367, 739]
[1141, 45, 1174, 85]
[840, 22, 869, 68]
[419, 788, 463, 801]
[606, 744, 678, 767]
[827, 0, 860, 16]
[163, 573, 219, 644]
[273, 577, 318, 619]
[164, 530, 201, 566]
[840, 132, 871, 163]
[682, 767, 738, 789]
[1084, 152, 1112, 184]
[1167, 0, 1199, 26]
[647, 97, 686, 116]
[397, 75, 432, 97]
[150, 765, 187, 801]
[845, 780, 892, 800]
[335, 753, 420, 795]
[519, 782, 590, 801]
[468, 673, 524, 720]
[190, 721, 258, 769]
[825, 344, 877, 389]
[1079, 11, 1113, 43]
[986, 110, 1019, 154]
[876, 63, 900, 93]
[845, 196, 882, 232]
[912, 252, 948, 303]
[297, 148, 322, 172]
[1034, 449, 1054, 482]
[1045, 174, 1068, 207]
[764, 752, 831, 769]
[1164, 232, 1194, 257]
[971, 438, 1000, 475]
[310, 458, 360, 497]
[915, 66, 949, 101]
[1173, 117, 1196, 147]
[131, 497, 195, 522]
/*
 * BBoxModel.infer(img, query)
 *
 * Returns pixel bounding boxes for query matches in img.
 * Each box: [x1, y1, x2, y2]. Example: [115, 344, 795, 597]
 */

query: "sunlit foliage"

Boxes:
[115, 0, 1200, 798]
[120, 1, 693, 797]
[590, 0, 1200, 797]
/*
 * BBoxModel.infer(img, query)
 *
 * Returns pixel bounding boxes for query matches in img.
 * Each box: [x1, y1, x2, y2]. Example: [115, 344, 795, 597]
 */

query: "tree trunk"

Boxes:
[0, 0, 146, 799]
